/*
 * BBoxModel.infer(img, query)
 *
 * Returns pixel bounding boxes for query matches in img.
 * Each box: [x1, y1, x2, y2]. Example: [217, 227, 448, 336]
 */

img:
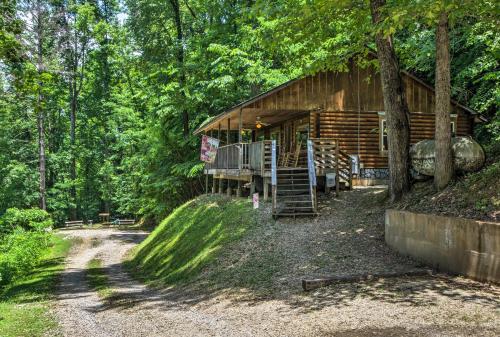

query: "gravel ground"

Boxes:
[52, 187, 500, 337]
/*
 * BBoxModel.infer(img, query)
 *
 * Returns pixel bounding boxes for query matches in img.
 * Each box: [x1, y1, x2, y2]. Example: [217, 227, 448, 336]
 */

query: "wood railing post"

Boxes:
[271, 140, 277, 214]
[261, 142, 265, 176]
[335, 140, 340, 196]
[349, 156, 353, 190]
[307, 140, 317, 214]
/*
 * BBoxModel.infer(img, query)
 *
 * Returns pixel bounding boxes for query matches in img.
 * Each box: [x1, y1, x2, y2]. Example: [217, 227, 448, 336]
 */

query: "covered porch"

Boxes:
[194, 79, 354, 215]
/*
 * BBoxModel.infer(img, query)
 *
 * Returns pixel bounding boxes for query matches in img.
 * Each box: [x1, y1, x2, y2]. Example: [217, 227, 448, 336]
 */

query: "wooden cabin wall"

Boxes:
[244, 61, 470, 115]
[206, 59, 474, 171]
[310, 110, 473, 169]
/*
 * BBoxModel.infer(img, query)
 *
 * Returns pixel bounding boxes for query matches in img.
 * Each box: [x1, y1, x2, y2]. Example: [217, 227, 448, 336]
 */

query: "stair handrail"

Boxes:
[307, 140, 317, 213]
[271, 140, 277, 214]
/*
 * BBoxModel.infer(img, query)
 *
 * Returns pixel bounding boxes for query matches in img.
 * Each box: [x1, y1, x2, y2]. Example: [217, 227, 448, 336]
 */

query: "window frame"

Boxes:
[450, 114, 458, 137]
[378, 112, 388, 156]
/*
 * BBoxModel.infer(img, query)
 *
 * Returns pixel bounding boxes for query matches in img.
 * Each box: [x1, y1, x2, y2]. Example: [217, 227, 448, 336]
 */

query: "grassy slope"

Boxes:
[127, 195, 257, 287]
[0, 235, 71, 337]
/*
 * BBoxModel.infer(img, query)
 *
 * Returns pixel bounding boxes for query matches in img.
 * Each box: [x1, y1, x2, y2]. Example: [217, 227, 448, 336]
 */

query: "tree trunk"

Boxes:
[434, 10, 453, 190]
[70, 78, 77, 220]
[36, 0, 46, 211]
[68, 26, 79, 220]
[370, 0, 411, 202]
[170, 0, 189, 137]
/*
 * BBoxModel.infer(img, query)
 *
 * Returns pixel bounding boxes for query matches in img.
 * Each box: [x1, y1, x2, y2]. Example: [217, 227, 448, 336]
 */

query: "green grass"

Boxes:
[0, 235, 72, 337]
[126, 195, 257, 286]
[86, 258, 113, 298]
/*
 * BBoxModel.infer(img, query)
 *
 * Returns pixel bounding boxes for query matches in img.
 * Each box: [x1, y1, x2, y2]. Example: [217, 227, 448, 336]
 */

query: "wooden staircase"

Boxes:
[270, 138, 352, 219]
[273, 167, 317, 218]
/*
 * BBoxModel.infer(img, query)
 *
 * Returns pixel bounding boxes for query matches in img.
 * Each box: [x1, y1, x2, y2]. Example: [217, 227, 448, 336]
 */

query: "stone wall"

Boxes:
[359, 168, 389, 179]
[385, 210, 500, 283]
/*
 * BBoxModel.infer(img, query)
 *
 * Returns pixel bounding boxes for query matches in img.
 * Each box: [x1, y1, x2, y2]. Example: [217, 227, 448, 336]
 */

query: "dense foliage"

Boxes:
[0, 208, 53, 287]
[0, 1, 498, 223]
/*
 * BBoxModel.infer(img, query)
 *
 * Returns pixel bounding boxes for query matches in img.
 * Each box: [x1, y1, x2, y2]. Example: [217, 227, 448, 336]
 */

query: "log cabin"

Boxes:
[194, 60, 482, 217]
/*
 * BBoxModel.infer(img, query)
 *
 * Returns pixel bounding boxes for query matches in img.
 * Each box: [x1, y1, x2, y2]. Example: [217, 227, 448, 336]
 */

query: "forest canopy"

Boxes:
[0, 0, 498, 224]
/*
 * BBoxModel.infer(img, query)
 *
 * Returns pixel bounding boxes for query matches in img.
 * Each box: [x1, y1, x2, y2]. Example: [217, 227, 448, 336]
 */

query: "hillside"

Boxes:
[396, 151, 500, 222]
[126, 196, 259, 286]
[127, 189, 420, 297]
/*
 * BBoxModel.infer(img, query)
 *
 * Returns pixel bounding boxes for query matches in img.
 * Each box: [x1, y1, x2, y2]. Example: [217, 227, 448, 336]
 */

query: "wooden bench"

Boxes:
[115, 219, 135, 226]
[64, 220, 84, 228]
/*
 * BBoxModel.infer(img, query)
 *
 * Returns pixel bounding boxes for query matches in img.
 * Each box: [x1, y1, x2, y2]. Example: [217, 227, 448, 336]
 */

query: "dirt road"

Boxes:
[54, 194, 499, 336]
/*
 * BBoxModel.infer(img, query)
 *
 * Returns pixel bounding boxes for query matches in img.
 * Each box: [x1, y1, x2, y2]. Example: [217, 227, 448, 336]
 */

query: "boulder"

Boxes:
[410, 137, 485, 176]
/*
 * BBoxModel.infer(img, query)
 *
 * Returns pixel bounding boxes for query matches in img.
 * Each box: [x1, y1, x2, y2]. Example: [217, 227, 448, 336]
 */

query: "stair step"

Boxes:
[274, 212, 318, 217]
[277, 172, 309, 178]
[278, 168, 308, 171]
[281, 205, 312, 211]
[278, 178, 309, 180]
[278, 194, 311, 201]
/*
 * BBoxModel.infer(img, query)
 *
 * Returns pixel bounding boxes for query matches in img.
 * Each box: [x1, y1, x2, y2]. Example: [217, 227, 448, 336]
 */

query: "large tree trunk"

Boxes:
[434, 10, 454, 190]
[70, 80, 77, 220]
[36, 0, 46, 211]
[370, 0, 411, 201]
[170, 0, 189, 137]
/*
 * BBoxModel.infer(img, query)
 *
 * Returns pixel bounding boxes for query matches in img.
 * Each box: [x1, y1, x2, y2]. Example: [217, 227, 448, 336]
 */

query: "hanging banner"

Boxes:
[200, 135, 220, 163]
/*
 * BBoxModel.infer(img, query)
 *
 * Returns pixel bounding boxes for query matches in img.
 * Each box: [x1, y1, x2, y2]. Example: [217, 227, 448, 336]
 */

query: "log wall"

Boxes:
[310, 110, 472, 168]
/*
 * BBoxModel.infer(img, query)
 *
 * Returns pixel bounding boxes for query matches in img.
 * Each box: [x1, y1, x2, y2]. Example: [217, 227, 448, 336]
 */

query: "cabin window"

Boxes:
[378, 113, 388, 156]
[450, 114, 458, 137]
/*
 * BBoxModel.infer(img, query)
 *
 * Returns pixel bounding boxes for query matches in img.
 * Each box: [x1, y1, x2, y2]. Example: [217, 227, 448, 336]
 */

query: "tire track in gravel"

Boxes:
[54, 229, 259, 337]
[53, 211, 500, 337]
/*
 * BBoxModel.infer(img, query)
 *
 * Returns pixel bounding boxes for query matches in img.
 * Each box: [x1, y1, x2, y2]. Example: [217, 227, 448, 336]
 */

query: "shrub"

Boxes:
[0, 208, 53, 234]
[0, 228, 51, 287]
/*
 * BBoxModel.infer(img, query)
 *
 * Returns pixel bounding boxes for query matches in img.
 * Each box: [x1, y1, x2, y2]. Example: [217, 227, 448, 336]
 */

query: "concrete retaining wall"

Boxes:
[385, 209, 500, 283]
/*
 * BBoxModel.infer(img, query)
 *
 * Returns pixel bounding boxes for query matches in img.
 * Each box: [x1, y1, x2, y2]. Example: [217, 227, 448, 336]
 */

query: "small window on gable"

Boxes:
[378, 112, 388, 156]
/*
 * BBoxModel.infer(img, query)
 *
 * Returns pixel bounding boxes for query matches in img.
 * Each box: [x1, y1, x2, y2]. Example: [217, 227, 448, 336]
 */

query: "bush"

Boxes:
[0, 208, 54, 288]
[0, 228, 51, 287]
[0, 208, 53, 234]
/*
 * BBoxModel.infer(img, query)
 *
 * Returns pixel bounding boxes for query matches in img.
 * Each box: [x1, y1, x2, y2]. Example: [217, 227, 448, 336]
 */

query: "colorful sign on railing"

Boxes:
[200, 135, 220, 163]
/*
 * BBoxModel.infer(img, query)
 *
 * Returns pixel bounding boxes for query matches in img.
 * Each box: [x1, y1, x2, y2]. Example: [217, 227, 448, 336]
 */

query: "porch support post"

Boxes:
[250, 176, 256, 196]
[218, 123, 221, 142]
[263, 177, 270, 201]
[236, 180, 242, 197]
[218, 177, 224, 195]
[212, 177, 217, 194]
[227, 118, 231, 196]
[238, 108, 243, 143]
[335, 141, 340, 196]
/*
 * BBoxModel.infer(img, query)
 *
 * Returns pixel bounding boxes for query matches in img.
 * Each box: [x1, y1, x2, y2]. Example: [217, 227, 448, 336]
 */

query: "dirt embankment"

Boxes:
[395, 156, 499, 222]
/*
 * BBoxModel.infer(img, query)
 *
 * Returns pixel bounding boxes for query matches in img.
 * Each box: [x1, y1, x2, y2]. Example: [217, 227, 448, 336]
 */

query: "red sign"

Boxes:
[200, 135, 220, 163]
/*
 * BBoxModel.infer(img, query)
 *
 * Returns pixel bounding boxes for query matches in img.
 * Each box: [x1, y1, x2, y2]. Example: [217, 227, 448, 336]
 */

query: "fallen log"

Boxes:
[302, 269, 432, 291]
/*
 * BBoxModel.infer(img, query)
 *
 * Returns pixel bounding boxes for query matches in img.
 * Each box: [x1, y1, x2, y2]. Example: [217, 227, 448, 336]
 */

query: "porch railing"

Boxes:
[310, 138, 353, 192]
[249, 140, 273, 175]
[205, 143, 247, 170]
[205, 140, 272, 175]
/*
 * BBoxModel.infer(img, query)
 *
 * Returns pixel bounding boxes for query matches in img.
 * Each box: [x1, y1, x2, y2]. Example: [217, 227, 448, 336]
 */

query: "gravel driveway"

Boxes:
[53, 189, 500, 337]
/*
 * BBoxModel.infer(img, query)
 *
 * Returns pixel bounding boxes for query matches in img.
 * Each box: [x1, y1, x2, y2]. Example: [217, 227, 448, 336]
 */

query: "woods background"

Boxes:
[0, 0, 498, 225]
